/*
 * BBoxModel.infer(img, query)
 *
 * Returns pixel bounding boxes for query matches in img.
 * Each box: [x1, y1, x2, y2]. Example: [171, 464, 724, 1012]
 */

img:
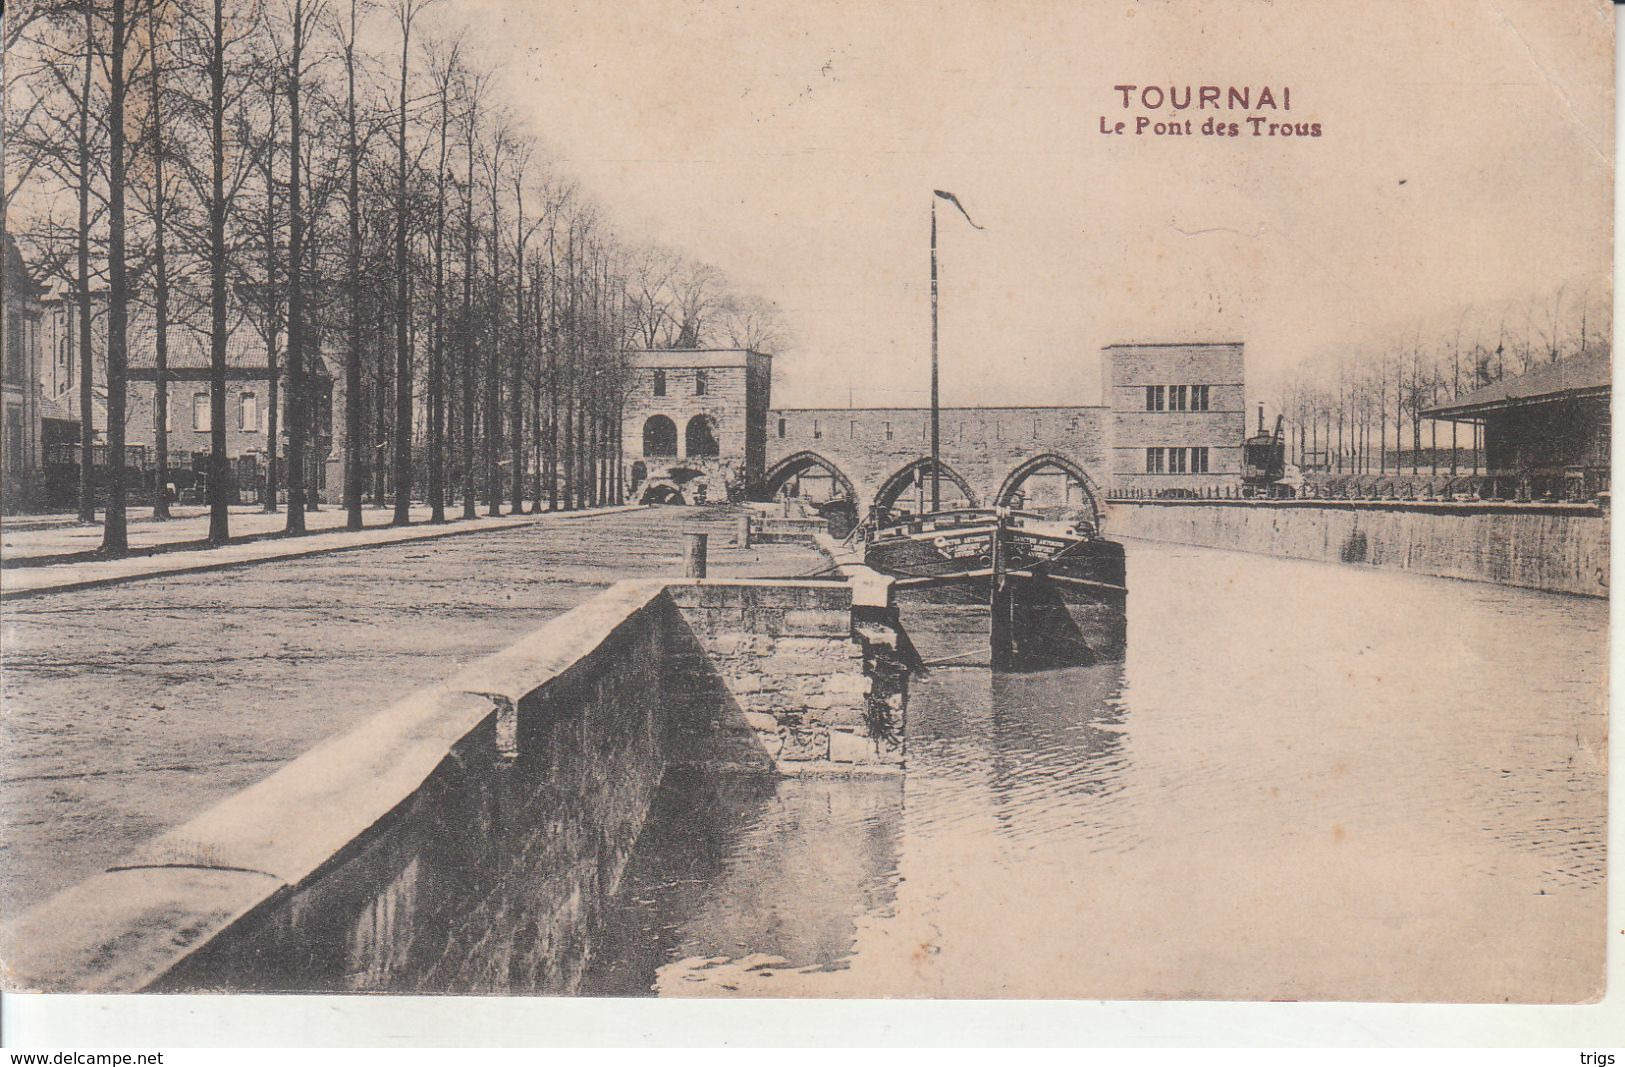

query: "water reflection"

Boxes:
[581, 766, 904, 996]
[585, 541, 1606, 1002]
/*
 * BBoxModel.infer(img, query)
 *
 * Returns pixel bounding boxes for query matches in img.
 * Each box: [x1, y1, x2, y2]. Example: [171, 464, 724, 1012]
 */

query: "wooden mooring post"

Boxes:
[685, 532, 708, 578]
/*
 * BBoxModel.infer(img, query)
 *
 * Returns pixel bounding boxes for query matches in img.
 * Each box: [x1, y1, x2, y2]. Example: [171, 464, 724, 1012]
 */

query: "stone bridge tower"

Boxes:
[621, 349, 771, 505]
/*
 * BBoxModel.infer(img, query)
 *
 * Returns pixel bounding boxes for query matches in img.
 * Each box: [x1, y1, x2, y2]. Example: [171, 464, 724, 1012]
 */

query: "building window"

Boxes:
[694, 370, 707, 396]
[5, 405, 23, 471]
[1145, 385, 1165, 412]
[1145, 447, 1164, 474]
[239, 393, 259, 432]
[1170, 385, 1187, 411]
[193, 393, 209, 432]
[1068, 416, 1079, 432]
[1169, 446, 1188, 474]
[813, 418, 821, 439]
[1191, 385, 1210, 411]
[5, 316, 25, 385]
[1191, 446, 1210, 473]
[642, 414, 677, 456]
[849, 420, 857, 439]
[777, 417, 786, 438]
[1033, 417, 1041, 439]
[885, 421, 893, 441]
[653, 369, 666, 397]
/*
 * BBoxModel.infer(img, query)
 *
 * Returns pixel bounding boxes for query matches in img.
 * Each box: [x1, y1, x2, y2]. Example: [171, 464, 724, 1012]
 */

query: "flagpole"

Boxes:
[930, 194, 941, 512]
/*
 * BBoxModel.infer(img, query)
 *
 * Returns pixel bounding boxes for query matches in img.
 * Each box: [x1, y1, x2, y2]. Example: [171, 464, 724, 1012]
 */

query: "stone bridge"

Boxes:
[760, 406, 1109, 518]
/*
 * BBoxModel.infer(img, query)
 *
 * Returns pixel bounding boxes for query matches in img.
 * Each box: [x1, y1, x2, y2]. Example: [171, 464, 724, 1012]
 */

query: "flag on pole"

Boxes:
[933, 189, 984, 229]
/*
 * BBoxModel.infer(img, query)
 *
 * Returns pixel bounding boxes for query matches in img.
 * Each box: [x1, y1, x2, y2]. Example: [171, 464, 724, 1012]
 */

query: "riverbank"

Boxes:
[1104, 498, 1609, 597]
[0, 507, 827, 919]
[577, 539, 1606, 1002]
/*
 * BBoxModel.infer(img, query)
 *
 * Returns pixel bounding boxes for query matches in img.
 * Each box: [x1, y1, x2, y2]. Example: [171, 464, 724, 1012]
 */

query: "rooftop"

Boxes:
[1423, 349, 1611, 420]
[3, 235, 46, 300]
[1101, 341, 1245, 349]
[626, 348, 770, 369]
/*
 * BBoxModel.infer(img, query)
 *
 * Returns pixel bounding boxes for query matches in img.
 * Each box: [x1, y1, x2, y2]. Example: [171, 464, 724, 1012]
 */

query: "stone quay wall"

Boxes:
[1, 576, 903, 995]
[1106, 499, 1610, 597]
[666, 581, 903, 774]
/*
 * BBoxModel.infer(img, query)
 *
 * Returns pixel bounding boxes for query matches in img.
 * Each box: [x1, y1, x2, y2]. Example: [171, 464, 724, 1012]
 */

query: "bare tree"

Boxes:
[667, 257, 720, 348]
[388, 0, 432, 525]
[714, 290, 786, 353]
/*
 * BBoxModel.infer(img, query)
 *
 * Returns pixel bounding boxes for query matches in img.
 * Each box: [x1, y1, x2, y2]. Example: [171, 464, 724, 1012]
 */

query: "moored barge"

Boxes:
[863, 507, 1127, 671]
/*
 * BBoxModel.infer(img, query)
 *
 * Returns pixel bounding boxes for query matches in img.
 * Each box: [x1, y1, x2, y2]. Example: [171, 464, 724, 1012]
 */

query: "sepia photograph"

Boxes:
[0, 0, 1614, 1038]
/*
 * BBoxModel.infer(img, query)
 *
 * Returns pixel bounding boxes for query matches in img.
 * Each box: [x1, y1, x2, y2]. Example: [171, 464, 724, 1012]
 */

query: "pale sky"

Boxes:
[432, 0, 1612, 409]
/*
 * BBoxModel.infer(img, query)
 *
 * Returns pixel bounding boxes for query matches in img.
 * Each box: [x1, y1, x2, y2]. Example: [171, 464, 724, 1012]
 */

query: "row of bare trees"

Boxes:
[1273, 279, 1611, 479]
[4, 0, 786, 553]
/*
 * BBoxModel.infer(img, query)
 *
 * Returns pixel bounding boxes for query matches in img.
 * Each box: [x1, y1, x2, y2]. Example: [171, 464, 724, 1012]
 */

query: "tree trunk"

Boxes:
[284, 0, 308, 535]
[509, 191, 525, 513]
[343, 3, 363, 528]
[427, 71, 448, 524]
[76, 6, 95, 526]
[207, 0, 230, 545]
[484, 152, 502, 517]
[101, 0, 130, 554]
[148, 2, 172, 521]
[262, 135, 280, 514]
[461, 128, 477, 519]
[391, 20, 412, 526]
[546, 226, 558, 510]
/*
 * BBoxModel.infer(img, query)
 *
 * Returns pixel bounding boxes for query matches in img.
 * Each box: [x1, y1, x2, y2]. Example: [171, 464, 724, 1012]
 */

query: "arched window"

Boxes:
[643, 415, 677, 457]
[653, 369, 666, 397]
[685, 415, 719, 457]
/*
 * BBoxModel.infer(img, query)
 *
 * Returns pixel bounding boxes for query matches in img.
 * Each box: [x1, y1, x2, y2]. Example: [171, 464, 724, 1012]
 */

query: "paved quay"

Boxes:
[0, 505, 828, 916]
[2, 502, 449, 560]
[0, 504, 643, 599]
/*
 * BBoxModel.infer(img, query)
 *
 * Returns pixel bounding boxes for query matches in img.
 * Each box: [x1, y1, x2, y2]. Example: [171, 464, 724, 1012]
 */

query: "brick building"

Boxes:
[36, 293, 334, 508]
[1102, 341, 1245, 496]
[2, 235, 48, 512]
[621, 349, 772, 504]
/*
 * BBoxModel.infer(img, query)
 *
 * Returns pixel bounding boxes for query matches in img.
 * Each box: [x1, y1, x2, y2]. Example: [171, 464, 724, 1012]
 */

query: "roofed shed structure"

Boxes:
[1423, 350, 1610, 501]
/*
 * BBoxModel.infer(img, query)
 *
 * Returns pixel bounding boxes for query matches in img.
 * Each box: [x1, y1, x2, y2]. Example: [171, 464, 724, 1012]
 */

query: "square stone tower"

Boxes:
[622, 349, 771, 504]
[1103, 342, 1245, 496]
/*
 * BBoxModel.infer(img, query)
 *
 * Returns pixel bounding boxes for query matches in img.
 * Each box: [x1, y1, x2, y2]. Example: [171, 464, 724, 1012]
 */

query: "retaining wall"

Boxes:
[1106, 499, 1610, 597]
[1, 575, 902, 995]
[666, 581, 902, 773]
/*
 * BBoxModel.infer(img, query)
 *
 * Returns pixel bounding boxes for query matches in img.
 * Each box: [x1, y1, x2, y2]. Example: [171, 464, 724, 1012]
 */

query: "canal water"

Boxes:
[582, 540, 1608, 1002]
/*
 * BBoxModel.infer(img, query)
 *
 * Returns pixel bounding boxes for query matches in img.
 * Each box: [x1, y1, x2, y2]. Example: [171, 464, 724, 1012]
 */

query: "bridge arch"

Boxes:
[874, 458, 979, 515]
[994, 452, 1102, 524]
[758, 450, 859, 504]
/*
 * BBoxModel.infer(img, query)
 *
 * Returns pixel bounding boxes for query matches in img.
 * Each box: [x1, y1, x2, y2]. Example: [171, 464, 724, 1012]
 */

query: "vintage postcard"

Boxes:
[0, 0, 1611, 1013]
